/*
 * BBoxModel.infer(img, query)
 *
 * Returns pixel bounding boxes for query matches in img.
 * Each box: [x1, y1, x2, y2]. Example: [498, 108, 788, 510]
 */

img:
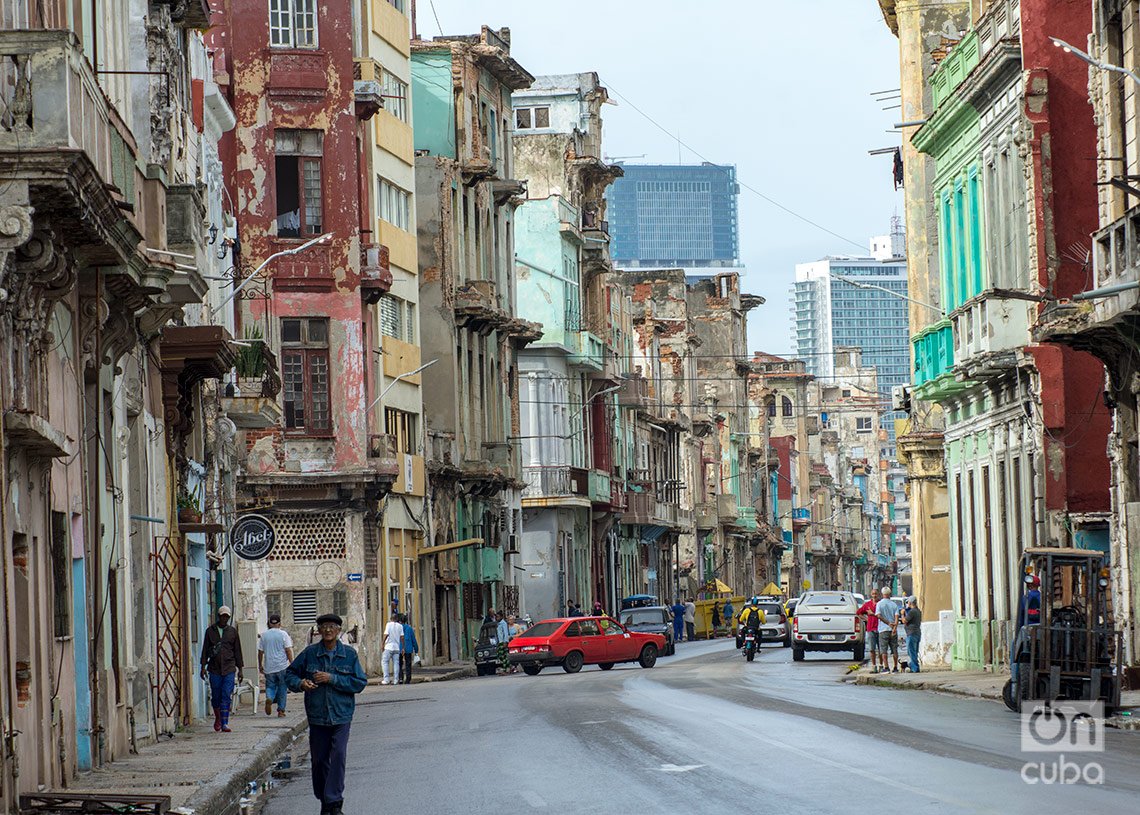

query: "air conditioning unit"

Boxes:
[891, 385, 911, 413]
[505, 534, 519, 554]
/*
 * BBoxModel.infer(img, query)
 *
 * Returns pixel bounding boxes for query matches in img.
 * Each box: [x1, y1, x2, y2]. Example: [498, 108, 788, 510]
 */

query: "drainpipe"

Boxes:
[0, 315, 12, 810]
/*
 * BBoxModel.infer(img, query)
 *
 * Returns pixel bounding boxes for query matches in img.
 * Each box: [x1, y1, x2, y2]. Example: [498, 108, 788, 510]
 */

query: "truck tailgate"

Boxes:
[796, 605, 856, 633]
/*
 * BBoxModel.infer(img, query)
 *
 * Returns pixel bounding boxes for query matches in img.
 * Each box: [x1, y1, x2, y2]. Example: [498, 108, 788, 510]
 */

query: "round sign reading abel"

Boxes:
[230, 514, 275, 560]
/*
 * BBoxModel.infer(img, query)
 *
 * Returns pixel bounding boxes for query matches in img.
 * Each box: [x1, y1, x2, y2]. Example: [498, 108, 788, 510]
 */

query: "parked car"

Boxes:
[619, 606, 675, 655]
[792, 591, 865, 662]
[508, 616, 666, 675]
[620, 594, 659, 611]
[473, 621, 501, 676]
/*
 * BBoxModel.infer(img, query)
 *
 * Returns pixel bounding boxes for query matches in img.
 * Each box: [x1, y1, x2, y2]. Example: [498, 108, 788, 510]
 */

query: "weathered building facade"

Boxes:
[411, 27, 539, 661]
[513, 73, 628, 617]
[211, 0, 398, 673]
[903, 0, 1112, 670]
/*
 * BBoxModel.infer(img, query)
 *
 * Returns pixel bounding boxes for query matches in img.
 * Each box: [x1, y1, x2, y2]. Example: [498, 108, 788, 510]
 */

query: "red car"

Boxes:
[508, 616, 666, 675]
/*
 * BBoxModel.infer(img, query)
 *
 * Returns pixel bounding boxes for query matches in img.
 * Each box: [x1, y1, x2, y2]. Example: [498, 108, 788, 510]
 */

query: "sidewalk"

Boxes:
[366, 660, 475, 685]
[48, 664, 471, 815]
[849, 667, 1140, 729]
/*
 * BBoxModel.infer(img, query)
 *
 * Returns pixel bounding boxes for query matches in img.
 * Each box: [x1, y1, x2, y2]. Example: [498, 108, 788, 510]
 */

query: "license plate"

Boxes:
[816, 634, 839, 641]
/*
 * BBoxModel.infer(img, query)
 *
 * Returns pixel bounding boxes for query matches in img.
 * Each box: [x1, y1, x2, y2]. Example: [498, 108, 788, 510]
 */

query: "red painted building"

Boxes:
[208, 0, 396, 663]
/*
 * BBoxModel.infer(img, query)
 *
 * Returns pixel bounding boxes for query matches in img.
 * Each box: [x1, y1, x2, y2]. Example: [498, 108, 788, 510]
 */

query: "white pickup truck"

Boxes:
[791, 591, 865, 662]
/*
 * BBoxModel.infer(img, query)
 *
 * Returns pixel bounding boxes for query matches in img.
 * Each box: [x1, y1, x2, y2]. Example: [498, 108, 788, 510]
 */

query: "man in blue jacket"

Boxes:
[399, 613, 418, 685]
[286, 613, 368, 815]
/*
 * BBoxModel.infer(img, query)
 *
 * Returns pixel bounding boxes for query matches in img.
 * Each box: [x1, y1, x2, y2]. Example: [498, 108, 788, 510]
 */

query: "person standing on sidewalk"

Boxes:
[875, 587, 902, 673]
[200, 605, 243, 733]
[259, 614, 294, 717]
[286, 613, 367, 815]
[670, 599, 685, 643]
[496, 612, 511, 674]
[399, 614, 418, 685]
[903, 597, 922, 673]
[711, 603, 721, 639]
[684, 598, 697, 642]
[858, 589, 881, 673]
[381, 612, 403, 685]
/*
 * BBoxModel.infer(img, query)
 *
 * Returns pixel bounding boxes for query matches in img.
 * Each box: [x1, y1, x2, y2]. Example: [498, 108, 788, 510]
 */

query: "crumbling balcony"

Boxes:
[522, 465, 589, 502]
[360, 243, 393, 303]
[1087, 204, 1140, 327]
[950, 292, 1031, 380]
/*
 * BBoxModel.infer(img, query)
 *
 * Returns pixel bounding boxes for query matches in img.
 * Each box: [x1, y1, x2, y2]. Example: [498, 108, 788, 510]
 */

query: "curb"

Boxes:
[185, 719, 308, 815]
[366, 666, 476, 686]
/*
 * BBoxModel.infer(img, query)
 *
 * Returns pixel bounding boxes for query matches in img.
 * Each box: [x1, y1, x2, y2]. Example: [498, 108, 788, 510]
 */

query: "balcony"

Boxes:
[568, 330, 604, 371]
[736, 506, 759, 531]
[618, 374, 650, 411]
[360, 243, 393, 303]
[351, 58, 383, 119]
[522, 465, 589, 502]
[912, 321, 969, 402]
[588, 470, 611, 505]
[950, 293, 1030, 379]
[717, 493, 739, 523]
[222, 344, 283, 429]
[695, 501, 717, 529]
[1088, 205, 1140, 326]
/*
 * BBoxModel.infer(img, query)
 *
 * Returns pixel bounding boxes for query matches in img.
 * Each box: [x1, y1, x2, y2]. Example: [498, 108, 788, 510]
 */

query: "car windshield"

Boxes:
[622, 609, 663, 626]
[803, 593, 853, 606]
[518, 622, 560, 639]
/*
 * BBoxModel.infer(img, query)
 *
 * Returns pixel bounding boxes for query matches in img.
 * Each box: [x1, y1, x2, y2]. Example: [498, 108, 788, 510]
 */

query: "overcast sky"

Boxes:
[415, 0, 905, 355]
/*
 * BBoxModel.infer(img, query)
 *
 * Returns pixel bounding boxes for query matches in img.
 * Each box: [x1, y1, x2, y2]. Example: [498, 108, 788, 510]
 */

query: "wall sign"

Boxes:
[230, 514, 275, 561]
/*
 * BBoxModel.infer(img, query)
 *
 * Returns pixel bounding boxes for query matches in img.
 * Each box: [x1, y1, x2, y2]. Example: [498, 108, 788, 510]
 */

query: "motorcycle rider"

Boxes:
[737, 597, 766, 650]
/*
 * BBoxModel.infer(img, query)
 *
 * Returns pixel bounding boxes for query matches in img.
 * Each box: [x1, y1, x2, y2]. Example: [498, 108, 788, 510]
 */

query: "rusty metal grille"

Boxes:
[268, 513, 348, 560]
[500, 585, 519, 617]
[152, 536, 184, 723]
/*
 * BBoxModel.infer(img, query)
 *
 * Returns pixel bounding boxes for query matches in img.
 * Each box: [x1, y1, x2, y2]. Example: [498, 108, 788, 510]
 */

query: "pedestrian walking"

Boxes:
[875, 587, 902, 673]
[259, 613, 294, 717]
[199, 605, 243, 733]
[381, 612, 403, 685]
[684, 598, 696, 642]
[670, 599, 685, 643]
[904, 597, 922, 673]
[858, 589, 881, 673]
[723, 599, 734, 629]
[711, 603, 721, 638]
[496, 612, 511, 674]
[399, 614, 418, 685]
[592, 600, 605, 617]
[286, 613, 367, 815]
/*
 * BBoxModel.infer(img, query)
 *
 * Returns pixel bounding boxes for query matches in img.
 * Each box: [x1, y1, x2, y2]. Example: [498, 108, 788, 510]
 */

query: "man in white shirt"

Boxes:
[258, 614, 294, 717]
[382, 613, 404, 685]
[683, 599, 697, 642]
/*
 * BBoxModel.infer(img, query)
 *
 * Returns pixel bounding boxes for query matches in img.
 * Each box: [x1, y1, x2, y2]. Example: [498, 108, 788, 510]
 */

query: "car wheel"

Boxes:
[522, 665, 541, 677]
[1001, 679, 1018, 712]
[792, 647, 804, 662]
[475, 664, 486, 676]
[562, 651, 584, 674]
[782, 635, 791, 648]
[668, 643, 676, 656]
[638, 644, 658, 669]
[598, 663, 614, 671]
[853, 644, 865, 662]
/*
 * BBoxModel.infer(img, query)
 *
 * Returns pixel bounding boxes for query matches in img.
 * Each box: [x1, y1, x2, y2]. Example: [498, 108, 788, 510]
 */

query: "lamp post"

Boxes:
[368, 358, 439, 412]
[829, 273, 944, 316]
[212, 231, 333, 316]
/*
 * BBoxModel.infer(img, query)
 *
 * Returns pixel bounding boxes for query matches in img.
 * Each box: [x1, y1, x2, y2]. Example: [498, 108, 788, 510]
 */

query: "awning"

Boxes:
[759, 581, 783, 597]
[705, 578, 733, 594]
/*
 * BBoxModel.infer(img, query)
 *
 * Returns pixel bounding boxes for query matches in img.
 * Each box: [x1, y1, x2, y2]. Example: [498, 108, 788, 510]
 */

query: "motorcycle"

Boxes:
[742, 630, 758, 662]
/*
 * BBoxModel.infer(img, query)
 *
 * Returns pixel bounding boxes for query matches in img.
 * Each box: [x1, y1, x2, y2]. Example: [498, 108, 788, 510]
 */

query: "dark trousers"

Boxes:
[673, 621, 684, 642]
[310, 722, 351, 805]
[400, 652, 413, 684]
[685, 621, 695, 642]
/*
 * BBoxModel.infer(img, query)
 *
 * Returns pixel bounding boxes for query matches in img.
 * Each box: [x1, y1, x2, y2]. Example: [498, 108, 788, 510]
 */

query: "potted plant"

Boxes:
[177, 485, 202, 525]
[235, 324, 267, 396]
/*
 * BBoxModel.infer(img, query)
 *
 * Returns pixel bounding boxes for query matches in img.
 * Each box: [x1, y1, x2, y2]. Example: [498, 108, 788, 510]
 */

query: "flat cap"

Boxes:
[316, 613, 343, 626]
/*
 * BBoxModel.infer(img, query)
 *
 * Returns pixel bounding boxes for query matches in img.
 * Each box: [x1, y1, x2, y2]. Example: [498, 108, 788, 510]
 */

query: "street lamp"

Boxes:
[830, 273, 944, 316]
[368, 358, 439, 412]
[1050, 36, 1140, 87]
[211, 232, 333, 316]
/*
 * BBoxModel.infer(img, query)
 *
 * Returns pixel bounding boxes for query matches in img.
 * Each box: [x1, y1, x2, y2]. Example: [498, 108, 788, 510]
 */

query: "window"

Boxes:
[378, 178, 410, 231]
[385, 408, 418, 454]
[856, 417, 873, 433]
[379, 295, 416, 343]
[269, 0, 317, 48]
[281, 318, 331, 433]
[292, 590, 317, 625]
[515, 106, 549, 130]
[781, 396, 793, 418]
[333, 589, 348, 618]
[50, 512, 69, 638]
[275, 130, 323, 237]
[266, 592, 283, 621]
[841, 389, 851, 398]
[381, 70, 409, 122]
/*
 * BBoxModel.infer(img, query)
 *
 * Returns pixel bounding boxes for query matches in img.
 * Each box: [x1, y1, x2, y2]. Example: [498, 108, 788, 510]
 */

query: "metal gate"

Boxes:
[500, 585, 519, 617]
[152, 535, 184, 724]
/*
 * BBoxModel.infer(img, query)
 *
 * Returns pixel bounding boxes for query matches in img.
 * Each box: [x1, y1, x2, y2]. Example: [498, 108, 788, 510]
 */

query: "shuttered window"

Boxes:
[379, 296, 416, 344]
[292, 590, 317, 625]
[281, 318, 331, 434]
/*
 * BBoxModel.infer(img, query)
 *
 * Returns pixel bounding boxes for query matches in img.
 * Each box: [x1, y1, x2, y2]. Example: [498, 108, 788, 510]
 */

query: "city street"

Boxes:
[264, 641, 1140, 814]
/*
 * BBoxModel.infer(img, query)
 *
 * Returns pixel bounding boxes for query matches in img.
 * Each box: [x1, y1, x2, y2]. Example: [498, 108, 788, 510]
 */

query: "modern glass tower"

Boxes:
[792, 232, 909, 418]
[607, 163, 739, 267]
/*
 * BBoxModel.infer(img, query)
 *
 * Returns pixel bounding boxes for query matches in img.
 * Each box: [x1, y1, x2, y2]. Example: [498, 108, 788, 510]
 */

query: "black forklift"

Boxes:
[1003, 547, 1122, 713]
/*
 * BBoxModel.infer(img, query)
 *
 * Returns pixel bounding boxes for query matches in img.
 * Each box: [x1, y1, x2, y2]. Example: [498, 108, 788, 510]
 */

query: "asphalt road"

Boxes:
[263, 639, 1140, 814]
